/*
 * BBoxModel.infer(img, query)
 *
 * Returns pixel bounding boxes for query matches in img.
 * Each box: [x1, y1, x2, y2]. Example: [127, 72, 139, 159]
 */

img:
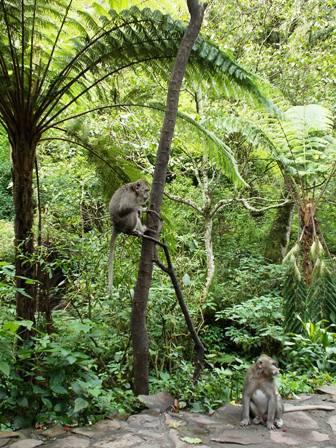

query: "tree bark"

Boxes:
[264, 200, 294, 263]
[11, 134, 37, 339]
[299, 199, 316, 285]
[201, 213, 215, 302]
[131, 0, 206, 395]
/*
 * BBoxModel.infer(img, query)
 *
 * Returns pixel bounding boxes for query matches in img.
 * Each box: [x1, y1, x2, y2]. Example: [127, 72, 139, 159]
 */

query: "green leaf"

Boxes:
[51, 384, 68, 395]
[73, 397, 89, 413]
[182, 273, 191, 286]
[0, 361, 10, 376]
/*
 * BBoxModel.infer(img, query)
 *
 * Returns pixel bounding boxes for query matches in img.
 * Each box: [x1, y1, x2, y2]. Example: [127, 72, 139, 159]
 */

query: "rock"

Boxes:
[0, 431, 19, 439]
[47, 435, 90, 448]
[0, 439, 11, 448]
[213, 404, 242, 426]
[92, 420, 122, 432]
[270, 429, 329, 446]
[42, 425, 66, 438]
[316, 385, 336, 395]
[165, 414, 185, 429]
[211, 429, 268, 445]
[9, 440, 44, 448]
[70, 427, 96, 438]
[168, 429, 191, 448]
[137, 391, 175, 412]
[328, 414, 336, 432]
[179, 412, 219, 426]
[127, 413, 163, 429]
[283, 411, 318, 429]
[92, 434, 144, 448]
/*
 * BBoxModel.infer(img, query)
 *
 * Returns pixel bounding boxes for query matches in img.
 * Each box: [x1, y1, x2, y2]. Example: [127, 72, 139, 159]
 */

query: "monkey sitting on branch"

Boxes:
[240, 354, 334, 431]
[108, 179, 150, 293]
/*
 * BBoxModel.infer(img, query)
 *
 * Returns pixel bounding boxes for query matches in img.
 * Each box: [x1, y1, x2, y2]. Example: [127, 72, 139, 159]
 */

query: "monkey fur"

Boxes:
[108, 180, 150, 293]
[240, 355, 283, 430]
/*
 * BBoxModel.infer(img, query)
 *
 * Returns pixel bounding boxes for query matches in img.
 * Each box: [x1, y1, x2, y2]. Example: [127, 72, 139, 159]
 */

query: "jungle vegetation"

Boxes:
[0, 0, 335, 428]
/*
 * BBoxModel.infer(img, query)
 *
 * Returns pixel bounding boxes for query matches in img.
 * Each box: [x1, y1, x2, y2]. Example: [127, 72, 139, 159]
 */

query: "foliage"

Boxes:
[0, 128, 13, 220]
[279, 371, 333, 399]
[216, 294, 284, 355]
[0, 315, 141, 428]
[283, 320, 336, 374]
[283, 245, 336, 330]
[150, 360, 246, 413]
[0, 0, 335, 429]
[207, 255, 285, 309]
[0, 223, 14, 262]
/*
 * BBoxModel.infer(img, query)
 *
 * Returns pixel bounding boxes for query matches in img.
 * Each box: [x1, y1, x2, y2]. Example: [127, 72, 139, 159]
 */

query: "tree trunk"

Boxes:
[200, 211, 215, 302]
[131, 0, 206, 395]
[299, 199, 316, 285]
[11, 134, 37, 339]
[264, 200, 294, 263]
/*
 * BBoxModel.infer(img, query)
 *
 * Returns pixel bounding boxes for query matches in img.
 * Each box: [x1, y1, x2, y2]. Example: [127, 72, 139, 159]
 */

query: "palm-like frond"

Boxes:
[0, 0, 272, 138]
[213, 104, 336, 193]
[128, 102, 247, 187]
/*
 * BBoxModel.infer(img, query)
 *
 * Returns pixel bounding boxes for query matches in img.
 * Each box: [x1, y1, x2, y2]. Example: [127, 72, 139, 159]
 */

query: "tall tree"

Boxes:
[0, 0, 268, 338]
[131, 0, 206, 395]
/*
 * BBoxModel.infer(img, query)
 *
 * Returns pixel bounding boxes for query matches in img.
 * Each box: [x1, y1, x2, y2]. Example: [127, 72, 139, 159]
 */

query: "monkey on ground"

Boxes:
[240, 354, 283, 430]
[108, 179, 150, 293]
[240, 354, 334, 430]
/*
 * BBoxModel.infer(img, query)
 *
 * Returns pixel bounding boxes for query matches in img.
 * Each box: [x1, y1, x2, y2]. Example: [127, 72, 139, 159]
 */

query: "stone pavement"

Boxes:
[2, 390, 336, 448]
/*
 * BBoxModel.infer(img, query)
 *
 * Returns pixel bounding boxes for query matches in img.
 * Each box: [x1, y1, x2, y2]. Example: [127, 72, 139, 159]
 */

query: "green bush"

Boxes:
[215, 294, 284, 355]
[0, 318, 138, 428]
[0, 221, 14, 262]
[283, 320, 336, 373]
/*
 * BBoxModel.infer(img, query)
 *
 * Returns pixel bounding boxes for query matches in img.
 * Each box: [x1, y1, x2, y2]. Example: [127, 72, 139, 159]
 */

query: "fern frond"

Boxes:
[283, 262, 307, 333]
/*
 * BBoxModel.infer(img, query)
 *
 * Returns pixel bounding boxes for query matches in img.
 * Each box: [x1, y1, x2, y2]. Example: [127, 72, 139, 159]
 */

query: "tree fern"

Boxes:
[308, 260, 336, 324]
[283, 259, 307, 333]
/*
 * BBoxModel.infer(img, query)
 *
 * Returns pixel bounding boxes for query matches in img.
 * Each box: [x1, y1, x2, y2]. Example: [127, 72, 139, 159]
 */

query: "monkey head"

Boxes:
[255, 355, 279, 378]
[132, 180, 150, 205]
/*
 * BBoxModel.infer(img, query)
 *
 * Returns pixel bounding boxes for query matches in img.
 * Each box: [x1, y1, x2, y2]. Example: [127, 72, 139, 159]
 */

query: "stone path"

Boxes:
[2, 390, 336, 448]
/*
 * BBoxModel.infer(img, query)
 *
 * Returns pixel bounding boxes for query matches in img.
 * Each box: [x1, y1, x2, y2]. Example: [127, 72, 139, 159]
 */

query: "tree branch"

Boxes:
[164, 192, 203, 214]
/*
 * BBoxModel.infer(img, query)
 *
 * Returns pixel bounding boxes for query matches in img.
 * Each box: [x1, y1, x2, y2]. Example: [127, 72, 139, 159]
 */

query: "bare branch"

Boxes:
[164, 192, 203, 214]
[238, 197, 291, 212]
[210, 198, 234, 217]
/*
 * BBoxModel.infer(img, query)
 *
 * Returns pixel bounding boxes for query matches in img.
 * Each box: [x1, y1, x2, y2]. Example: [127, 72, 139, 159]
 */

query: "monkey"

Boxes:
[108, 179, 150, 293]
[240, 355, 283, 430]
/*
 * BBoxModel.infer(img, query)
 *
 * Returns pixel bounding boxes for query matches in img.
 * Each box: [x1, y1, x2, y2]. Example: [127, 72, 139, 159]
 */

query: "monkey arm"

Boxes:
[266, 394, 277, 430]
[240, 388, 252, 426]
[118, 204, 137, 218]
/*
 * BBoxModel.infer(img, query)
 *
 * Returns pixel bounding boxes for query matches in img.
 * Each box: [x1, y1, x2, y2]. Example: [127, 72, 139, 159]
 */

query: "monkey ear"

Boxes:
[131, 182, 139, 192]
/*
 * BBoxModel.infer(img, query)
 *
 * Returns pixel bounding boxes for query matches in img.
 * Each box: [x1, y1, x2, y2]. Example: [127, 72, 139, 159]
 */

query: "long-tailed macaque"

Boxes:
[108, 180, 150, 293]
[240, 355, 283, 430]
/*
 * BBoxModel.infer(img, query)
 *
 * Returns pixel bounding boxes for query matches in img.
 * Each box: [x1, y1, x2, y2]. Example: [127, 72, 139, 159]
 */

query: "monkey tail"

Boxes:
[108, 229, 118, 295]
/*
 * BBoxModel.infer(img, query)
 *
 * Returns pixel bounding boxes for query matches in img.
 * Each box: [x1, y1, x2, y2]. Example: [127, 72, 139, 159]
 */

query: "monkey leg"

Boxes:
[266, 395, 277, 430]
[274, 395, 284, 428]
[250, 402, 264, 425]
[240, 395, 252, 427]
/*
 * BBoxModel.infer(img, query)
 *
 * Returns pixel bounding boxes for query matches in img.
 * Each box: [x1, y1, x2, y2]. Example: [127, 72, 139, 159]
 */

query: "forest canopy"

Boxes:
[0, 0, 335, 428]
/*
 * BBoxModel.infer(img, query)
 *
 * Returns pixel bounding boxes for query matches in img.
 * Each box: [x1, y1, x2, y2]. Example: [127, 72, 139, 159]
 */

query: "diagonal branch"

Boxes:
[164, 192, 203, 214]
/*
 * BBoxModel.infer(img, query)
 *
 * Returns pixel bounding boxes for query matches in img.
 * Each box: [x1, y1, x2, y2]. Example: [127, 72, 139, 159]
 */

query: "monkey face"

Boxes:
[256, 355, 279, 378]
[133, 180, 150, 204]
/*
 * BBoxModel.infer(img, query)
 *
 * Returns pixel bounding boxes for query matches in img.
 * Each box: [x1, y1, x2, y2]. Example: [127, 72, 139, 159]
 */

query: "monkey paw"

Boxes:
[266, 422, 277, 430]
[252, 416, 262, 425]
[275, 418, 283, 428]
[240, 418, 250, 427]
